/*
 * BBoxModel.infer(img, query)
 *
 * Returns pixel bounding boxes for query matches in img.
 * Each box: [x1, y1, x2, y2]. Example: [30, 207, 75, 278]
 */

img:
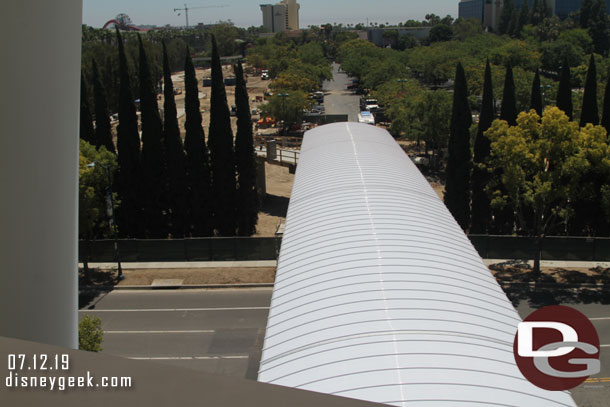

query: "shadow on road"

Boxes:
[492, 261, 610, 308]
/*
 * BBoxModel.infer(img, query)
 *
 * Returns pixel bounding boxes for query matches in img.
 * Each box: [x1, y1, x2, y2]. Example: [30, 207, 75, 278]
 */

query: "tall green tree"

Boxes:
[162, 41, 189, 238]
[115, 28, 143, 238]
[516, 0, 530, 37]
[184, 46, 213, 237]
[234, 61, 259, 236]
[80, 74, 95, 145]
[444, 62, 472, 231]
[485, 108, 610, 274]
[530, 69, 543, 116]
[492, 62, 519, 234]
[581, 0, 595, 28]
[601, 71, 610, 134]
[500, 63, 518, 125]
[138, 35, 167, 238]
[79, 140, 118, 240]
[208, 35, 237, 236]
[471, 60, 494, 234]
[499, 0, 515, 35]
[556, 58, 573, 119]
[92, 59, 115, 153]
[530, 0, 541, 25]
[580, 54, 599, 127]
[589, 0, 610, 56]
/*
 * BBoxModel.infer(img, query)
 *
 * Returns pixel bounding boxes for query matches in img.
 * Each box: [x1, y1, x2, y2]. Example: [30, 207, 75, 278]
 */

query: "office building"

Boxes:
[456, 0, 610, 31]
[260, 0, 300, 33]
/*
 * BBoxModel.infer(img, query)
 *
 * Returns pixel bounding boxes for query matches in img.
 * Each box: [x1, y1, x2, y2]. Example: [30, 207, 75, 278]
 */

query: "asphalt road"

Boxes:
[79, 288, 272, 380]
[322, 62, 361, 122]
[80, 287, 610, 405]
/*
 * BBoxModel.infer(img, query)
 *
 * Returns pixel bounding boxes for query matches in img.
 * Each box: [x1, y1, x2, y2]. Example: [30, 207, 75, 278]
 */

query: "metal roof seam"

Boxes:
[264, 352, 521, 384]
[272, 257, 497, 287]
[266, 297, 521, 329]
[345, 122, 408, 406]
[268, 287, 520, 319]
[294, 366, 531, 389]
[330, 383, 575, 407]
[270, 273, 509, 304]
[263, 311, 519, 343]
[260, 329, 518, 366]
[259, 337, 516, 373]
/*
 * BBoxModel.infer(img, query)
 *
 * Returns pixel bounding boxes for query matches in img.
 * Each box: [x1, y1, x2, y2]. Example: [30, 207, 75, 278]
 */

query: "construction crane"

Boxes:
[173, 4, 229, 28]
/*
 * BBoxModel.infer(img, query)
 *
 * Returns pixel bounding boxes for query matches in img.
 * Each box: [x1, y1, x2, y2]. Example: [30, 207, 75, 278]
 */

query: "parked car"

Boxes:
[261, 70, 269, 80]
[230, 105, 237, 116]
[202, 77, 212, 87]
[358, 111, 375, 125]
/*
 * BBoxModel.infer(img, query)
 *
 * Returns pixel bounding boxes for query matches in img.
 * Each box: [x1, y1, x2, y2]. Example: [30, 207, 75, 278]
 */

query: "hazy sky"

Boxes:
[83, 0, 458, 29]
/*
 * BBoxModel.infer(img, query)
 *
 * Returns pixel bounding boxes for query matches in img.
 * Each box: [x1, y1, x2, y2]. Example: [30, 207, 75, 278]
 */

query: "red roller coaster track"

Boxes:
[102, 19, 145, 31]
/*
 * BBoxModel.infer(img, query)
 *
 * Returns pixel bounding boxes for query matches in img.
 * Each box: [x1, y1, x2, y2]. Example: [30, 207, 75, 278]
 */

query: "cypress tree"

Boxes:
[530, 0, 539, 24]
[556, 59, 573, 119]
[588, 0, 610, 56]
[499, 0, 515, 35]
[92, 59, 115, 153]
[208, 35, 237, 236]
[470, 59, 494, 234]
[234, 61, 259, 236]
[601, 70, 610, 134]
[444, 62, 472, 231]
[500, 63, 518, 126]
[115, 28, 143, 238]
[530, 69, 543, 116]
[138, 35, 168, 238]
[580, 54, 599, 127]
[162, 41, 189, 238]
[517, 0, 530, 36]
[184, 46, 213, 237]
[80, 73, 95, 145]
[581, 0, 594, 28]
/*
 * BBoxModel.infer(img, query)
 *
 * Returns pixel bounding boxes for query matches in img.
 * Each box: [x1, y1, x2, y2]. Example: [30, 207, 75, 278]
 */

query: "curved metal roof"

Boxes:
[258, 122, 576, 407]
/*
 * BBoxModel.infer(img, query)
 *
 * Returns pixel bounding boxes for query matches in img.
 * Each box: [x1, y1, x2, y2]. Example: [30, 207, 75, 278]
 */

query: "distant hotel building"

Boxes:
[458, 0, 610, 31]
[260, 0, 300, 33]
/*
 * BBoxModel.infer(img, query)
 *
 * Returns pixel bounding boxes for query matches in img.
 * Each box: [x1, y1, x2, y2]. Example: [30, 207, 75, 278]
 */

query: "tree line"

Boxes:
[79, 30, 258, 240]
[444, 55, 610, 275]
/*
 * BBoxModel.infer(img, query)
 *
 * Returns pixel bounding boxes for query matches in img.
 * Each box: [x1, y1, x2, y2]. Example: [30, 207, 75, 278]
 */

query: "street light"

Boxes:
[87, 162, 124, 281]
[540, 84, 551, 111]
[277, 93, 290, 134]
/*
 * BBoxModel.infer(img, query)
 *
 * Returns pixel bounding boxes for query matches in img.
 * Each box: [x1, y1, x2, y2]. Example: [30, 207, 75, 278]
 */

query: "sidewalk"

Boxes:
[484, 259, 610, 269]
[81, 259, 610, 270]
[79, 260, 277, 269]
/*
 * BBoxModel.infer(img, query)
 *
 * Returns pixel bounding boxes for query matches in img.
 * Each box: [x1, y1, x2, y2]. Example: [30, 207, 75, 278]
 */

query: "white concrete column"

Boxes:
[0, 0, 81, 348]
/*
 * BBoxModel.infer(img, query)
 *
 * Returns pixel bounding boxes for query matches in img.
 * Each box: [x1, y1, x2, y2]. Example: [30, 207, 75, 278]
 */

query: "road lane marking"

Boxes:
[590, 317, 610, 320]
[128, 355, 249, 360]
[104, 330, 215, 334]
[585, 377, 610, 383]
[80, 306, 270, 312]
[600, 344, 610, 348]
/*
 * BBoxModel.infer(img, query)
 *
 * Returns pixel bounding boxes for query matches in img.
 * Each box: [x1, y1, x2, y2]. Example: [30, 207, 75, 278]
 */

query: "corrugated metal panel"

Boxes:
[258, 122, 576, 407]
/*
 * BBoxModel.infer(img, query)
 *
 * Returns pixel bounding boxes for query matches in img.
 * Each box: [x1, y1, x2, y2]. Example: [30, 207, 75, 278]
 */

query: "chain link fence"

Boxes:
[79, 236, 610, 263]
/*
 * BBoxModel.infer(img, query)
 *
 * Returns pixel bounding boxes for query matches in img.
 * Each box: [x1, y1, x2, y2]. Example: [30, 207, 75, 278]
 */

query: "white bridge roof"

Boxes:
[258, 122, 576, 407]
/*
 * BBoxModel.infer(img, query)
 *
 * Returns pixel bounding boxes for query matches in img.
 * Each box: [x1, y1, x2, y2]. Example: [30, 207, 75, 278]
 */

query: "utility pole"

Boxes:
[173, 4, 229, 28]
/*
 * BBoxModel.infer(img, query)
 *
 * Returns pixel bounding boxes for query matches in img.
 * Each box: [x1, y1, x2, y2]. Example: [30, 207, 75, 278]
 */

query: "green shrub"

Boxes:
[79, 315, 104, 352]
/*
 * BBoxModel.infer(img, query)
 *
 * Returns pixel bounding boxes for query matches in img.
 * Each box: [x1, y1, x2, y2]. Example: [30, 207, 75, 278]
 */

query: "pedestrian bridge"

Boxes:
[258, 123, 576, 407]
